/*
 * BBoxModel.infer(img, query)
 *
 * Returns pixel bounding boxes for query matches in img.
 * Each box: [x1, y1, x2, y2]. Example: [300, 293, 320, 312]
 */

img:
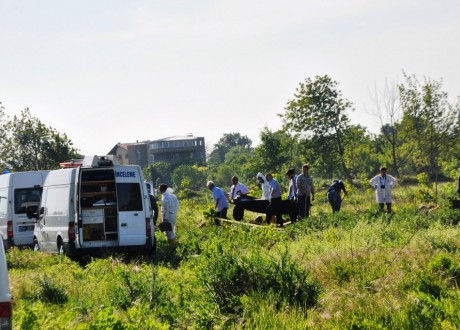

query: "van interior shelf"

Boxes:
[81, 180, 114, 185]
[81, 191, 116, 197]
[81, 206, 118, 242]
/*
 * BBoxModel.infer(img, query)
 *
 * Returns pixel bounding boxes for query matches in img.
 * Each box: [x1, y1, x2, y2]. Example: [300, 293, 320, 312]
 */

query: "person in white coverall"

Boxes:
[369, 167, 397, 213]
[256, 172, 271, 200]
[159, 183, 179, 246]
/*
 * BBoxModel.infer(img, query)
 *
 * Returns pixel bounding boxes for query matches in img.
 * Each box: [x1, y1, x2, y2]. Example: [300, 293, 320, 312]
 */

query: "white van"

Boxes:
[31, 155, 155, 256]
[0, 234, 12, 330]
[0, 171, 49, 249]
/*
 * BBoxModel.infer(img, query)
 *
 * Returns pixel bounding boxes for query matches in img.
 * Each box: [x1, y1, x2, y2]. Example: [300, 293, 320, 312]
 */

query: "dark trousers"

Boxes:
[266, 197, 283, 224]
[327, 191, 342, 213]
[379, 203, 392, 213]
[217, 208, 228, 219]
[298, 195, 311, 218]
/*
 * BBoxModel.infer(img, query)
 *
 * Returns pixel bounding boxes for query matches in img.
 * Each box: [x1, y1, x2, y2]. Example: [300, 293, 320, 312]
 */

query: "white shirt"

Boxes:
[369, 174, 397, 203]
[229, 182, 249, 199]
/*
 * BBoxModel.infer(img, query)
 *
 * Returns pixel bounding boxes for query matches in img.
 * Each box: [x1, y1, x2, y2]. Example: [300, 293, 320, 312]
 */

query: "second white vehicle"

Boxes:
[0, 170, 49, 249]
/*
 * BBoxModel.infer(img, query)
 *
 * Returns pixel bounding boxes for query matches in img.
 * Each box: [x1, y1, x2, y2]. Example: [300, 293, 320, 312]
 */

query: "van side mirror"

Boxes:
[26, 205, 39, 219]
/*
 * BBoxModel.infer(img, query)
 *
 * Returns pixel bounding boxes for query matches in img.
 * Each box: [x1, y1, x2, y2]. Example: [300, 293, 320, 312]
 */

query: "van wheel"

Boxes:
[57, 238, 65, 255]
[33, 238, 40, 252]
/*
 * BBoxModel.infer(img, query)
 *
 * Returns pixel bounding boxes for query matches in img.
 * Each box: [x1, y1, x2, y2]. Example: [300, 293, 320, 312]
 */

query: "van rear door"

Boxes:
[114, 166, 146, 246]
[11, 172, 48, 246]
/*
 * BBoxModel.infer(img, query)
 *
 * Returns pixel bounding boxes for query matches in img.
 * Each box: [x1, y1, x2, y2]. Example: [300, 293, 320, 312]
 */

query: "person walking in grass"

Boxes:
[207, 181, 229, 219]
[158, 184, 179, 247]
[149, 194, 159, 226]
[369, 167, 397, 213]
[265, 173, 284, 227]
[296, 164, 315, 218]
[327, 179, 348, 213]
[285, 168, 298, 201]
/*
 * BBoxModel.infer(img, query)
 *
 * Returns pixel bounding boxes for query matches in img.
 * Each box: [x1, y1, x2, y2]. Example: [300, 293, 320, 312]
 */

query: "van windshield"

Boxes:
[14, 188, 42, 214]
[116, 183, 142, 211]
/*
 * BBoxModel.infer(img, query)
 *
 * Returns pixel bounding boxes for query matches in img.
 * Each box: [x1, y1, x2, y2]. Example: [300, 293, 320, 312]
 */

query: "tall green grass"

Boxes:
[5, 185, 460, 329]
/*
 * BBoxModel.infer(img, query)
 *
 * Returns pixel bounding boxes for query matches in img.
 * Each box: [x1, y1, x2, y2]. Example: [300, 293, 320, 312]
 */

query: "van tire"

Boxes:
[33, 238, 40, 252]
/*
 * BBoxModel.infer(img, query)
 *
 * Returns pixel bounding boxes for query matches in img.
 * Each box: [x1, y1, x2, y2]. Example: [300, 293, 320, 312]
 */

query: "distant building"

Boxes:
[128, 141, 150, 168]
[107, 134, 205, 168]
[148, 134, 206, 165]
[107, 143, 133, 165]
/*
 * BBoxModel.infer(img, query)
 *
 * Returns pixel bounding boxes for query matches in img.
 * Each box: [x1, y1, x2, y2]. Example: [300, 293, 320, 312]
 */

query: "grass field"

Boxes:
[6, 183, 460, 329]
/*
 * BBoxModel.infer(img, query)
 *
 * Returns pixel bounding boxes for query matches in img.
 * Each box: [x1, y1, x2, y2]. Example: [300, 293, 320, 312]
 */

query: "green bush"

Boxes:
[33, 275, 68, 304]
[199, 246, 321, 313]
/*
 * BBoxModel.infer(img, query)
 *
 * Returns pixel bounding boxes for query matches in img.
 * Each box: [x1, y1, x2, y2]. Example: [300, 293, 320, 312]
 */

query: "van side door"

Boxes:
[114, 166, 146, 246]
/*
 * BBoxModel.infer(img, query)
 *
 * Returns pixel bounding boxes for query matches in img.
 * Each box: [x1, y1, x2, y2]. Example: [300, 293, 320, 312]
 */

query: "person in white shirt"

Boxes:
[265, 173, 284, 227]
[228, 176, 249, 203]
[369, 167, 397, 213]
[159, 183, 179, 246]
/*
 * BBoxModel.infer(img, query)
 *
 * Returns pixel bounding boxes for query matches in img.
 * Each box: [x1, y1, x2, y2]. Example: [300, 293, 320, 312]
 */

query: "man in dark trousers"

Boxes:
[327, 179, 348, 213]
[296, 164, 315, 218]
[265, 173, 284, 227]
[149, 194, 159, 226]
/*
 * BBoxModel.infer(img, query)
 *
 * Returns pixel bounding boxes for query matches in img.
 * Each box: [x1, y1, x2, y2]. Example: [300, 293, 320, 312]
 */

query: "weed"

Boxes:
[34, 275, 68, 304]
[200, 246, 321, 314]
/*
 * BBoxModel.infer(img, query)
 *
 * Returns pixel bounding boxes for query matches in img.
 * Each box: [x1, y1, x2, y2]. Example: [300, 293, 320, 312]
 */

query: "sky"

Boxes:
[1, 0, 459, 156]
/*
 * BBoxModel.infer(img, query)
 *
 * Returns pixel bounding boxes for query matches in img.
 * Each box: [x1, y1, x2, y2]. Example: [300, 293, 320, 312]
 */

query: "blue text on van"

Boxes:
[115, 171, 137, 178]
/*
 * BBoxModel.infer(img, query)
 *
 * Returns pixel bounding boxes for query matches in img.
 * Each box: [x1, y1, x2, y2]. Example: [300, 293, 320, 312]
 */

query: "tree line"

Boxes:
[2, 73, 459, 194]
[0, 105, 79, 171]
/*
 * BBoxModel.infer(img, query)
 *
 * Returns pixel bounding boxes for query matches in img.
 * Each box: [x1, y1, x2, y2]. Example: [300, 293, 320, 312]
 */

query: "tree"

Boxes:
[208, 133, 252, 165]
[0, 108, 79, 171]
[399, 74, 459, 199]
[369, 80, 413, 177]
[143, 161, 173, 187]
[282, 75, 354, 181]
[171, 164, 207, 191]
[251, 128, 293, 174]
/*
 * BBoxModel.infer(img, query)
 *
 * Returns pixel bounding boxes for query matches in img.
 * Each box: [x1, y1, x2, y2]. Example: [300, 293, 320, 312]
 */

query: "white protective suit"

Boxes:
[369, 174, 397, 203]
[256, 172, 271, 200]
[161, 189, 179, 240]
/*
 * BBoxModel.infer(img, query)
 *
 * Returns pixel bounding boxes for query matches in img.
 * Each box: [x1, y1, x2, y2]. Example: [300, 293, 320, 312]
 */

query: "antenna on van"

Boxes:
[81, 155, 120, 167]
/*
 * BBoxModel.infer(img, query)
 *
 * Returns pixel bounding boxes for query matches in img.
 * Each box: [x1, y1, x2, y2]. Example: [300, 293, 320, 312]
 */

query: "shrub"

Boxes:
[199, 247, 321, 313]
[33, 275, 68, 304]
[417, 172, 431, 187]
[416, 187, 435, 203]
